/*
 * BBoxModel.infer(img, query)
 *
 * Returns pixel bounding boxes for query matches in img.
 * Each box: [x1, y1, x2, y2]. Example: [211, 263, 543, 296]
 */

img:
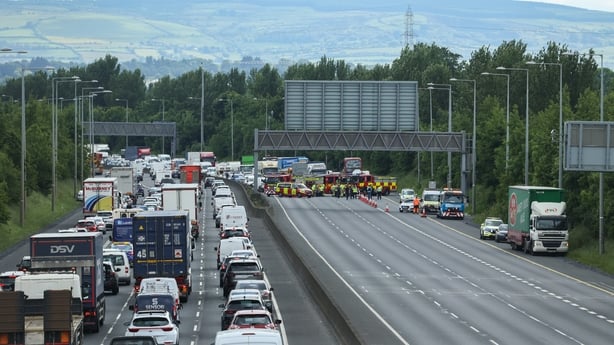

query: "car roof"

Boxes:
[232, 309, 272, 316]
[133, 310, 172, 318]
[0, 271, 25, 278]
[110, 336, 157, 345]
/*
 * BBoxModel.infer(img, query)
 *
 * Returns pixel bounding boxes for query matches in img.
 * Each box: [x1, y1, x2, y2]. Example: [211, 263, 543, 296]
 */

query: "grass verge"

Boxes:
[0, 180, 80, 253]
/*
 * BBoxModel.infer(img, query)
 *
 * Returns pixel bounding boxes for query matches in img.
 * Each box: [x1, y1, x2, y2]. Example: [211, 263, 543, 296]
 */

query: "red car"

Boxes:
[76, 219, 97, 232]
[228, 309, 281, 330]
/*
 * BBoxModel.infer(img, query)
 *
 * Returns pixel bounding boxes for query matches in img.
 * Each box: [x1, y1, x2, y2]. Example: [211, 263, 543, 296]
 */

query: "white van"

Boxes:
[214, 237, 247, 269]
[219, 205, 248, 230]
[214, 329, 282, 345]
[138, 277, 181, 308]
[103, 249, 131, 285]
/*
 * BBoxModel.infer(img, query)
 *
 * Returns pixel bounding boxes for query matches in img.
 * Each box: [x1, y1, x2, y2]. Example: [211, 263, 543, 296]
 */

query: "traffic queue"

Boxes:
[209, 177, 284, 344]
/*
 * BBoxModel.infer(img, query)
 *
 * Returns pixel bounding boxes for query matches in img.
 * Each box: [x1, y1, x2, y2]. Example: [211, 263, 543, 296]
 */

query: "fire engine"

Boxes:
[322, 172, 397, 195]
[260, 173, 293, 194]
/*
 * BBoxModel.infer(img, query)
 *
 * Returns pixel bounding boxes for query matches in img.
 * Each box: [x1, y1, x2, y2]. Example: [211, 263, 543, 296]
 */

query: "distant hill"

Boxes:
[1, 0, 613, 79]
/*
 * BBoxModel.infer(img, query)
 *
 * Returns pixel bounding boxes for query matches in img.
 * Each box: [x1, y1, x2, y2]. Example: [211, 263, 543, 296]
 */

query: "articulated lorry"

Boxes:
[83, 177, 118, 217]
[109, 166, 134, 197]
[162, 183, 200, 224]
[29, 232, 106, 332]
[132, 210, 193, 302]
[508, 186, 569, 255]
[0, 273, 84, 345]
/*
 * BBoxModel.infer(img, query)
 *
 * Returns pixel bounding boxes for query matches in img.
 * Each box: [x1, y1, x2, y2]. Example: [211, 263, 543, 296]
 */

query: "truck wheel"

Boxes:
[523, 240, 533, 255]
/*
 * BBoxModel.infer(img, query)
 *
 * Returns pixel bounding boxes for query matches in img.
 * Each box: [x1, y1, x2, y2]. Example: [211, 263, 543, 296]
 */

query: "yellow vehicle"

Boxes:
[274, 182, 313, 198]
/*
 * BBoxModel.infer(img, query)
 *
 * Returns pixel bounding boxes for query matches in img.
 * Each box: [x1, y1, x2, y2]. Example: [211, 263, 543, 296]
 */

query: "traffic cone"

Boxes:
[420, 207, 426, 217]
[385, 204, 389, 212]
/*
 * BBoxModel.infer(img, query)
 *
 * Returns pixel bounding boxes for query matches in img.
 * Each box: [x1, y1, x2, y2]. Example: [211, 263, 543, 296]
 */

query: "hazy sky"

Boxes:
[530, 0, 614, 12]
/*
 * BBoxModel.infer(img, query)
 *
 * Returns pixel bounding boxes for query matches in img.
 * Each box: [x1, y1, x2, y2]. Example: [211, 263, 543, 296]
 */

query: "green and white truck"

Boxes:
[507, 186, 569, 255]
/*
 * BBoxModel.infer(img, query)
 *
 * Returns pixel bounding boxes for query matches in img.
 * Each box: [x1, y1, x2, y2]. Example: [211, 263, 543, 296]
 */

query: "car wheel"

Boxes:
[479, 231, 483, 239]
[112, 286, 119, 295]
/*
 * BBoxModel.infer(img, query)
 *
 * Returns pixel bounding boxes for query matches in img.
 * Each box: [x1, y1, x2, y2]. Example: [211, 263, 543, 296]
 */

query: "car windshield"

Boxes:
[132, 317, 170, 327]
[111, 244, 132, 251]
[110, 338, 157, 345]
[234, 315, 271, 325]
[442, 194, 463, 203]
[227, 300, 263, 310]
[486, 219, 502, 226]
[230, 263, 260, 271]
[236, 281, 266, 290]
[424, 194, 439, 201]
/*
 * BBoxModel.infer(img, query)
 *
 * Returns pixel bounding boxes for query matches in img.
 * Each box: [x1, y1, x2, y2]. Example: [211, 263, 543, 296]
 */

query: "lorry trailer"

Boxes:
[132, 210, 193, 302]
[1, 273, 85, 345]
[29, 232, 106, 332]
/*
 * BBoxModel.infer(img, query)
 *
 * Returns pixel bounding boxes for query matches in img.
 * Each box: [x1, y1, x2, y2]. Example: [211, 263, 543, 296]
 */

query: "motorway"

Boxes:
[1, 178, 613, 345]
[268, 192, 614, 345]
[0, 177, 339, 345]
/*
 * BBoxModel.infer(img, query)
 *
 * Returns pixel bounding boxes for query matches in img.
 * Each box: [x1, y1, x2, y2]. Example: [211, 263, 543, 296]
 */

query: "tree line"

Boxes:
[0, 40, 612, 249]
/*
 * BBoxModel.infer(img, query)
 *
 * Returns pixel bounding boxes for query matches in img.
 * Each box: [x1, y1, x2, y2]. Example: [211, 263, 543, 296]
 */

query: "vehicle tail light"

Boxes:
[261, 290, 270, 298]
[125, 267, 129, 274]
[127, 328, 139, 333]
[161, 327, 174, 332]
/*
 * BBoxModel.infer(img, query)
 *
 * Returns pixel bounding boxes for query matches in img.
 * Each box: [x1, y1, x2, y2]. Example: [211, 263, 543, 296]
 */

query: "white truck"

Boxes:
[109, 166, 134, 196]
[0, 273, 85, 345]
[83, 177, 118, 217]
[162, 183, 201, 224]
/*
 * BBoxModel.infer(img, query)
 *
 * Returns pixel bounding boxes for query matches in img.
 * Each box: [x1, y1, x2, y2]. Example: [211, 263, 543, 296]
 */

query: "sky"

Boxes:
[529, 0, 614, 12]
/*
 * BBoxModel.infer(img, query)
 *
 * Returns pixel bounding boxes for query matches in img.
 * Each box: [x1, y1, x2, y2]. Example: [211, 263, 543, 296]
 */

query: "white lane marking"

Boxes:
[274, 197, 411, 345]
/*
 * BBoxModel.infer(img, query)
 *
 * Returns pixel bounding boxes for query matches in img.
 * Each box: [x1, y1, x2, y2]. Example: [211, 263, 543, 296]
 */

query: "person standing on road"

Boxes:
[376, 185, 382, 200]
[367, 184, 373, 200]
[345, 184, 351, 200]
[413, 196, 420, 214]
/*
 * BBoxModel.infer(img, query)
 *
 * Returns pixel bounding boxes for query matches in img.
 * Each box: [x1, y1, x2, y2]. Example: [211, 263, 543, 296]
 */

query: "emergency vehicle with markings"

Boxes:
[322, 172, 397, 195]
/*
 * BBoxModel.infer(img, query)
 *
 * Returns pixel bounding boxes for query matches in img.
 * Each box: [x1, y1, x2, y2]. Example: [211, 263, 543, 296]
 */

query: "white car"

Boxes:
[103, 249, 132, 285]
[399, 188, 416, 203]
[76, 189, 84, 201]
[124, 311, 179, 345]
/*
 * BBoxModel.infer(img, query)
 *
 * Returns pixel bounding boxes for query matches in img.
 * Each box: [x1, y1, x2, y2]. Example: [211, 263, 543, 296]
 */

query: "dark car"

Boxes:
[0, 271, 25, 291]
[204, 176, 215, 188]
[16, 255, 31, 271]
[171, 169, 181, 179]
[109, 336, 157, 345]
[218, 291, 266, 330]
[495, 223, 509, 243]
[103, 262, 119, 295]
[222, 259, 264, 297]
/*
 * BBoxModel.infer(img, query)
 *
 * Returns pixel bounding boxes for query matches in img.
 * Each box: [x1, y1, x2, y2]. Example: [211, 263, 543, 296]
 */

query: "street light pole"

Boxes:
[498, 66, 530, 185]
[89, 90, 112, 177]
[80, 86, 103, 181]
[527, 61, 563, 188]
[450, 78, 477, 213]
[200, 67, 205, 152]
[52, 76, 79, 212]
[427, 83, 453, 188]
[218, 97, 234, 161]
[481, 72, 510, 170]
[152, 98, 166, 154]
[115, 98, 129, 147]
[418, 87, 435, 179]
